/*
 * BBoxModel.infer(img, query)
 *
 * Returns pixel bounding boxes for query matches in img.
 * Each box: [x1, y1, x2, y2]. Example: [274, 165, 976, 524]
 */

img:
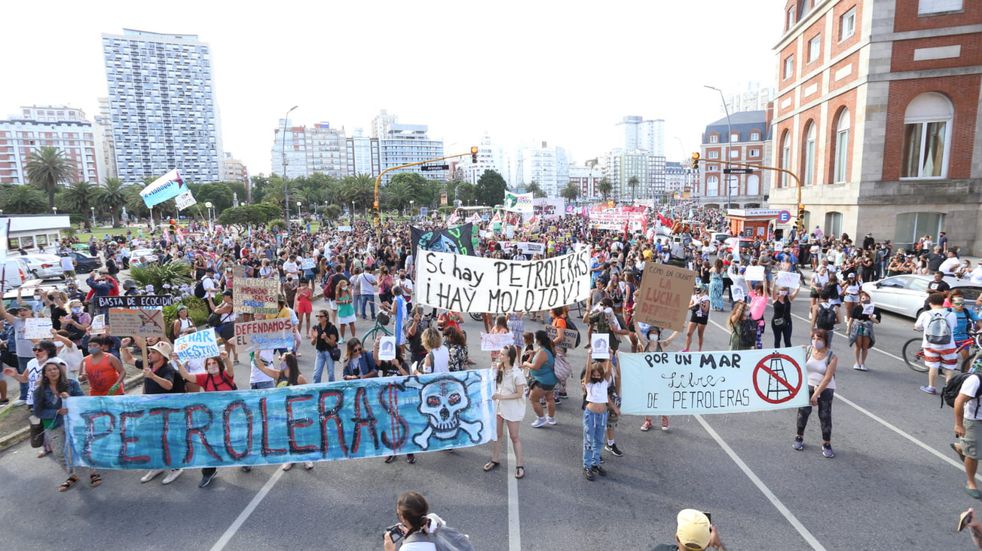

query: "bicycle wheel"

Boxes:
[362, 324, 392, 348]
[902, 338, 929, 373]
[469, 313, 483, 322]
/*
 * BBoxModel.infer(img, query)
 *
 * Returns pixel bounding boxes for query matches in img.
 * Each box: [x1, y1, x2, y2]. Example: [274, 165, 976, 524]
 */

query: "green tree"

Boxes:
[26, 146, 75, 209]
[96, 178, 129, 227]
[218, 204, 281, 230]
[260, 175, 298, 213]
[525, 181, 545, 198]
[560, 182, 580, 205]
[389, 172, 441, 207]
[250, 175, 270, 203]
[337, 175, 376, 210]
[190, 182, 234, 213]
[1, 185, 46, 214]
[628, 176, 639, 203]
[382, 180, 412, 212]
[597, 177, 613, 202]
[454, 182, 477, 205]
[475, 170, 507, 206]
[60, 181, 97, 217]
[323, 204, 342, 220]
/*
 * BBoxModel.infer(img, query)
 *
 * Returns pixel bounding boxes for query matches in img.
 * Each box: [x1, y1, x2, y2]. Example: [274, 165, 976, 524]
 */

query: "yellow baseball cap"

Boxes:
[676, 509, 712, 549]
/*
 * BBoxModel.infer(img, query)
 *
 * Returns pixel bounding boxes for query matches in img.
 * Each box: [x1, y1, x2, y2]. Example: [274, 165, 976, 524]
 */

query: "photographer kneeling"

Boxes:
[653, 509, 726, 551]
[383, 491, 472, 551]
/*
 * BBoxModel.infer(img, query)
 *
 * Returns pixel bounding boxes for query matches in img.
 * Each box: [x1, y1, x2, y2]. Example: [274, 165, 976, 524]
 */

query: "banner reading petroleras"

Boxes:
[414, 246, 591, 313]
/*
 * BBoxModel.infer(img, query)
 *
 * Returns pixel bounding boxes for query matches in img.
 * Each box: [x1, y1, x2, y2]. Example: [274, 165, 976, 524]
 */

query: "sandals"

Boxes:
[89, 473, 102, 487]
[406, 454, 416, 464]
[483, 460, 500, 472]
[515, 466, 525, 479]
[59, 475, 79, 492]
[37, 449, 51, 458]
[384, 455, 397, 464]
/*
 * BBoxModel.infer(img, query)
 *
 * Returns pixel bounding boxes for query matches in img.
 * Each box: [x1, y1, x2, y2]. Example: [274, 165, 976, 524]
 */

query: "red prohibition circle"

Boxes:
[752, 353, 803, 404]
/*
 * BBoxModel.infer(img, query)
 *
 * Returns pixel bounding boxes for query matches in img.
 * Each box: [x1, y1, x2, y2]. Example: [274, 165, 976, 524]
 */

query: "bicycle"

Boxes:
[902, 331, 981, 373]
[361, 311, 392, 348]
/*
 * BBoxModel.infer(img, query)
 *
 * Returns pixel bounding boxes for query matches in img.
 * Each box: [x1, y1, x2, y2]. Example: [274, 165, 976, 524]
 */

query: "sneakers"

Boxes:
[240, 466, 252, 473]
[591, 465, 608, 477]
[553, 395, 561, 404]
[303, 462, 314, 470]
[198, 471, 217, 488]
[161, 469, 184, 485]
[640, 419, 653, 432]
[281, 463, 295, 471]
[793, 436, 804, 451]
[0, 398, 8, 405]
[604, 443, 624, 457]
[822, 444, 835, 459]
[853, 364, 868, 371]
[140, 469, 164, 483]
[546, 416, 557, 426]
[661, 417, 670, 432]
[531, 417, 547, 428]
[919, 385, 938, 395]
[583, 467, 595, 481]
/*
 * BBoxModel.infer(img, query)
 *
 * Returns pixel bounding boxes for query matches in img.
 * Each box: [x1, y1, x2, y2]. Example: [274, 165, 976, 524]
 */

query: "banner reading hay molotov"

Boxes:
[414, 245, 591, 314]
[619, 347, 809, 416]
[63, 370, 496, 470]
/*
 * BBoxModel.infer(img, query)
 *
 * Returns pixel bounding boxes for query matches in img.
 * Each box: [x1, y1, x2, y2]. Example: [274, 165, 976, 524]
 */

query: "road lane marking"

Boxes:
[696, 415, 826, 550]
[507, 436, 521, 551]
[210, 468, 285, 551]
[788, 313, 906, 362]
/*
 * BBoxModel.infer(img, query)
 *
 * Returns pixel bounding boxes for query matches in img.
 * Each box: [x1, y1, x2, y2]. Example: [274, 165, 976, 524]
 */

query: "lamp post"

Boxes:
[204, 201, 213, 232]
[280, 105, 298, 224]
[704, 85, 734, 211]
[350, 201, 355, 226]
[52, 207, 58, 215]
[90, 206, 95, 226]
[410, 200, 415, 219]
[296, 201, 302, 219]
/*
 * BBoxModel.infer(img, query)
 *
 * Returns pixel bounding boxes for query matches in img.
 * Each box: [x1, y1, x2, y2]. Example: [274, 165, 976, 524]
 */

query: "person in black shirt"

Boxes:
[927, 271, 951, 294]
[309, 309, 339, 383]
[771, 285, 799, 348]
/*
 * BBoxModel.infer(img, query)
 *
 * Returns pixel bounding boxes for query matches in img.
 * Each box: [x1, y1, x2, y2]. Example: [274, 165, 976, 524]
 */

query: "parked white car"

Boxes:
[861, 275, 982, 318]
[15, 254, 66, 280]
[128, 248, 160, 269]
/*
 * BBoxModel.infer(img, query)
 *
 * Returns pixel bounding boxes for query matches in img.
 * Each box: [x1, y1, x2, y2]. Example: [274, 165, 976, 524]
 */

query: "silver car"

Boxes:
[861, 275, 982, 318]
[15, 254, 66, 280]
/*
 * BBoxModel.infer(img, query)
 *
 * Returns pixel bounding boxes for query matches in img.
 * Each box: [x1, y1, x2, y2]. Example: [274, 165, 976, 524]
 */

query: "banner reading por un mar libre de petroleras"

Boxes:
[64, 371, 495, 470]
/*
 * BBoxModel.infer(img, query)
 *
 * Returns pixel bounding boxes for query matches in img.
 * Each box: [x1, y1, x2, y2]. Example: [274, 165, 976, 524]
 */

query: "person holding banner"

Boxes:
[682, 286, 711, 353]
[771, 285, 799, 348]
[484, 345, 527, 479]
[794, 329, 839, 459]
[213, 290, 239, 364]
[173, 352, 238, 487]
[523, 330, 558, 429]
[33, 358, 91, 491]
[419, 328, 450, 375]
[342, 339, 378, 380]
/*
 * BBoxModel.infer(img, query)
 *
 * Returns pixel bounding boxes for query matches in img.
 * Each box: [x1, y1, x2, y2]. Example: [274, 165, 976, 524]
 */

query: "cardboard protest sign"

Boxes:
[545, 325, 580, 349]
[174, 328, 221, 361]
[732, 286, 746, 302]
[233, 318, 293, 350]
[97, 295, 174, 309]
[414, 246, 591, 314]
[634, 263, 697, 332]
[109, 308, 165, 337]
[591, 334, 610, 359]
[24, 318, 53, 340]
[620, 347, 809, 415]
[744, 266, 765, 282]
[378, 336, 397, 361]
[502, 191, 533, 214]
[480, 332, 513, 352]
[174, 190, 197, 211]
[233, 277, 280, 315]
[64, 370, 496, 470]
[90, 314, 106, 335]
[775, 271, 801, 289]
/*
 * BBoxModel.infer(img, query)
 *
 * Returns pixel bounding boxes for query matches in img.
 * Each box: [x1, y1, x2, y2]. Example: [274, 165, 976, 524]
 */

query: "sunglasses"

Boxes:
[317, 314, 326, 318]
[354, 347, 363, 353]
[32, 347, 42, 352]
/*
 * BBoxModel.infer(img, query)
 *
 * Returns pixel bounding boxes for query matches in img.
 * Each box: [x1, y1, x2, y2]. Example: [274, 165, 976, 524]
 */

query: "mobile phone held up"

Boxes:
[386, 524, 404, 543]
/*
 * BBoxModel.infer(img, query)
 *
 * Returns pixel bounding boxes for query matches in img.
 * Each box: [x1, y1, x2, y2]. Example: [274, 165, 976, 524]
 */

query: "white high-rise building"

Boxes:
[379, 123, 445, 183]
[372, 109, 397, 139]
[95, 97, 116, 181]
[617, 116, 665, 156]
[346, 130, 381, 177]
[725, 82, 775, 114]
[102, 29, 223, 183]
[518, 141, 569, 198]
[461, 133, 499, 185]
[0, 106, 103, 185]
[271, 121, 348, 179]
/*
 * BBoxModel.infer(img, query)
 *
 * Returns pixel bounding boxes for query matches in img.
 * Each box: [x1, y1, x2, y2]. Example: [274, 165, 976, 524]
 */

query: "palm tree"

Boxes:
[597, 178, 613, 202]
[26, 147, 75, 209]
[560, 182, 580, 205]
[96, 178, 128, 227]
[628, 176, 640, 203]
[1, 185, 46, 214]
[525, 181, 545, 198]
[61, 181, 97, 217]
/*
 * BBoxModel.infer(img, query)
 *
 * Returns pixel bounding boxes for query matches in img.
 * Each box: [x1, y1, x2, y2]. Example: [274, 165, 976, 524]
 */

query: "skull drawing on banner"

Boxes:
[411, 377, 483, 450]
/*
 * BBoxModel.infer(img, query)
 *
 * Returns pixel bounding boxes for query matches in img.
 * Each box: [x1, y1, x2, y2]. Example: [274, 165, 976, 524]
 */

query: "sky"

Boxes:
[1, 0, 783, 177]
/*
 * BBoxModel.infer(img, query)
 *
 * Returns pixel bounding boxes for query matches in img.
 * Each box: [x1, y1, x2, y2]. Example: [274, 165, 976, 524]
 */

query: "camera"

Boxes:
[385, 524, 404, 542]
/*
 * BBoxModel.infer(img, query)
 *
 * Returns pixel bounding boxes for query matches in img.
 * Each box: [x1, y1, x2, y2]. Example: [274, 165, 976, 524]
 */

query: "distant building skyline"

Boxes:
[0, 105, 103, 185]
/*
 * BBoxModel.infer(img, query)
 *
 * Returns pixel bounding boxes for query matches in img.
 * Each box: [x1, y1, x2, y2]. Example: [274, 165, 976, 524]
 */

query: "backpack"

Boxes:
[193, 279, 206, 299]
[739, 318, 758, 348]
[404, 526, 474, 551]
[925, 311, 952, 345]
[816, 304, 837, 330]
[942, 373, 982, 418]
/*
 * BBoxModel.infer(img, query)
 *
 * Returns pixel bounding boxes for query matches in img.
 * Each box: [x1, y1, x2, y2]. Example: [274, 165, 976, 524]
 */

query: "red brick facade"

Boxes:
[891, 32, 982, 72]
[894, 0, 981, 32]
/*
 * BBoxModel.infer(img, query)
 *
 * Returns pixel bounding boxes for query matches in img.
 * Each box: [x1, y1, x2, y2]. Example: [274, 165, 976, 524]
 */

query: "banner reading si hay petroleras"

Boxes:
[64, 370, 496, 470]
[414, 246, 591, 314]
[620, 347, 808, 416]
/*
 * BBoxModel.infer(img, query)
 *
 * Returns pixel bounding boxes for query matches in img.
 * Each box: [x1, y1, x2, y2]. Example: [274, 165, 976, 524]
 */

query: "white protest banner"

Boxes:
[744, 266, 765, 282]
[588, 207, 647, 231]
[337, 225, 352, 232]
[24, 318, 53, 340]
[233, 319, 293, 350]
[502, 191, 534, 214]
[497, 241, 546, 256]
[301, 258, 316, 270]
[140, 169, 186, 208]
[415, 246, 591, 314]
[174, 190, 197, 211]
[174, 328, 221, 361]
[620, 347, 809, 416]
[90, 314, 106, 335]
[775, 271, 801, 289]
[591, 334, 610, 359]
[378, 336, 397, 361]
[480, 332, 513, 352]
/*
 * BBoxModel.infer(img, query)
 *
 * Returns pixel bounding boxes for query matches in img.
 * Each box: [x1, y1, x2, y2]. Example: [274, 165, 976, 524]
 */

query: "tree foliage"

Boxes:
[217, 204, 281, 229]
[560, 182, 580, 204]
[475, 170, 507, 206]
[26, 146, 75, 209]
[1, 185, 47, 214]
[597, 178, 613, 202]
[525, 181, 546, 198]
[97, 178, 131, 227]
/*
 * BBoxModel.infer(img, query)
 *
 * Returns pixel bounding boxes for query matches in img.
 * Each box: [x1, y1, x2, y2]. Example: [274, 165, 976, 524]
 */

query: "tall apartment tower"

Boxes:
[102, 29, 223, 183]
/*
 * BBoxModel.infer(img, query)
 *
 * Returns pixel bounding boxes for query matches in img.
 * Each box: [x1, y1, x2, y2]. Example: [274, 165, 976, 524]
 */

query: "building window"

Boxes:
[901, 92, 952, 179]
[708, 150, 719, 159]
[784, 55, 794, 79]
[894, 212, 945, 249]
[833, 108, 850, 183]
[808, 35, 821, 63]
[707, 176, 719, 196]
[787, 6, 795, 30]
[803, 122, 816, 186]
[825, 212, 843, 238]
[918, 0, 963, 15]
[748, 149, 760, 158]
[747, 174, 760, 196]
[709, 134, 719, 144]
[730, 133, 739, 143]
[750, 131, 761, 141]
[730, 149, 739, 159]
[839, 7, 856, 41]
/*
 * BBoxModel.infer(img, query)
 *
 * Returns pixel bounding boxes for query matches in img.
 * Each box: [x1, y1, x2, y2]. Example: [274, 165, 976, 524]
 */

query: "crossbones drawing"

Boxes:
[405, 375, 484, 450]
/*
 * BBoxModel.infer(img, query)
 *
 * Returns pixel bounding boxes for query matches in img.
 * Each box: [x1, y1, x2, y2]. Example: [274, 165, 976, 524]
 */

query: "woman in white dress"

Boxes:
[483, 345, 527, 479]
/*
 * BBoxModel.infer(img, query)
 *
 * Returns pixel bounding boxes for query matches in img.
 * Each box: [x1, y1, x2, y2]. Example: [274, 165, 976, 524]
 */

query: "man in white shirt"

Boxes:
[939, 251, 962, 276]
[249, 349, 281, 390]
[202, 268, 218, 303]
[915, 292, 958, 395]
[954, 373, 982, 499]
[60, 254, 76, 279]
[282, 255, 300, 279]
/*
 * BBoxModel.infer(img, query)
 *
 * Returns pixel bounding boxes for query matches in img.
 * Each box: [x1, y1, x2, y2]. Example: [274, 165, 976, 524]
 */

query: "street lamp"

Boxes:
[704, 85, 734, 211]
[410, 200, 415, 218]
[281, 105, 299, 224]
[296, 201, 302, 219]
[52, 207, 58, 215]
[204, 201, 214, 231]
[90, 206, 95, 226]
[350, 201, 355, 225]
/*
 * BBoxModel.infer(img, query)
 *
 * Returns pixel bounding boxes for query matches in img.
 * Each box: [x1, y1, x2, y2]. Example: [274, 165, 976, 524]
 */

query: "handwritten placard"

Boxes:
[591, 334, 610, 359]
[90, 314, 106, 335]
[233, 319, 293, 350]
[544, 325, 580, 349]
[775, 271, 801, 289]
[233, 277, 280, 315]
[480, 332, 513, 352]
[744, 266, 765, 282]
[24, 318, 53, 340]
[109, 308, 166, 338]
[174, 328, 221, 361]
[634, 263, 697, 332]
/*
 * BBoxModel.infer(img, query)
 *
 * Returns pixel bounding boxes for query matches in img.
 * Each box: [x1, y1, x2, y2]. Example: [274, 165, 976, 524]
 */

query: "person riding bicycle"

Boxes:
[950, 290, 981, 371]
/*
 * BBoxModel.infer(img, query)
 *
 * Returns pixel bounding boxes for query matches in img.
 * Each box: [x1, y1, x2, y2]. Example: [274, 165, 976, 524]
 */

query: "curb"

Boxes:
[0, 372, 145, 452]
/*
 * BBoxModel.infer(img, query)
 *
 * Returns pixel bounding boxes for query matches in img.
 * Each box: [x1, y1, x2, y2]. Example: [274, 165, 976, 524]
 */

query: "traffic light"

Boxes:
[169, 218, 177, 232]
[470, 146, 479, 164]
[797, 205, 806, 231]
[690, 152, 701, 170]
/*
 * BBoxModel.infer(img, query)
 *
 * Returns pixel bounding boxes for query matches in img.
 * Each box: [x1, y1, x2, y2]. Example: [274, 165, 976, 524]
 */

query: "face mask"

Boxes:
[87, 345, 101, 355]
[861, 298, 870, 304]
[71, 307, 81, 314]
[590, 375, 603, 383]
[779, 290, 788, 297]
[206, 363, 220, 375]
[812, 339, 825, 350]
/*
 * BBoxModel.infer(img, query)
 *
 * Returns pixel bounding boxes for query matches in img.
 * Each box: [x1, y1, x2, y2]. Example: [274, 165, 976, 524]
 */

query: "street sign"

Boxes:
[778, 210, 792, 224]
[723, 168, 754, 174]
[420, 164, 449, 171]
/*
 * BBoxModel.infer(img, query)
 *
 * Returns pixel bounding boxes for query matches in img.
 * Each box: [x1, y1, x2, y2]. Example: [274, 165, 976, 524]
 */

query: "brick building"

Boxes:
[697, 110, 773, 208]
[768, 0, 982, 254]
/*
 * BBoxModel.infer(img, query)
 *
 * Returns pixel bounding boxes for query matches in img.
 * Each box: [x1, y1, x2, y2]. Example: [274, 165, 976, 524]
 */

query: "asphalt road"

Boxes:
[0, 287, 974, 550]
